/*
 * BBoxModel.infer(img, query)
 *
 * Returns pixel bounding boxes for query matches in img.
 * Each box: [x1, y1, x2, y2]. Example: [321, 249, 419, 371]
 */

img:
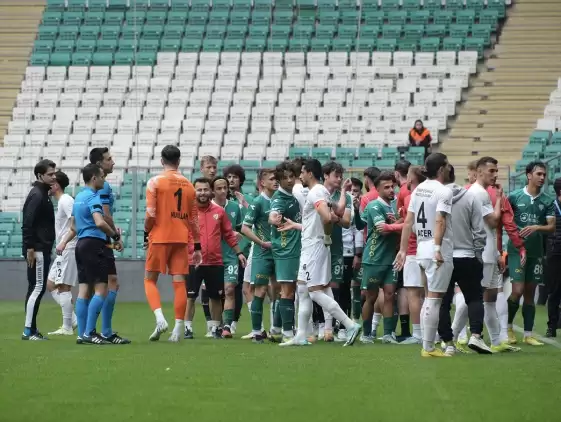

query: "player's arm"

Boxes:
[500, 197, 525, 250]
[22, 190, 40, 253]
[221, 210, 240, 251]
[470, 194, 487, 258]
[99, 184, 117, 231]
[241, 201, 268, 246]
[331, 189, 348, 218]
[483, 193, 501, 229]
[434, 189, 453, 249]
[269, 199, 284, 226]
[144, 177, 158, 234]
[186, 185, 201, 244]
[334, 193, 352, 228]
[398, 211, 414, 253]
[90, 198, 118, 238]
[57, 216, 77, 254]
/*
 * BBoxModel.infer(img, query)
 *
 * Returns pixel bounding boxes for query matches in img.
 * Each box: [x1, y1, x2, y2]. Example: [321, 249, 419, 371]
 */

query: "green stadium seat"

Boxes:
[318, 10, 339, 25]
[311, 148, 333, 161]
[289, 147, 310, 159]
[332, 38, 353, 52]
[125, 10, 146, 25]
[293, 24, 314, 38]
[377, 38, 397, 53]
[362, 10, 384, 26]
[160, 38, 181, 52]
[289, 38, 310, 52]
[88, 0, 107, 11]
[433, 10, 454, 26]
[449, 24, 470, 38]
[316, 24, 336, 38]
[33, 40, 54, 54]
[143, 24, 164, 39]
[46, 0, 65, 12]
[223, 37, 244, 50]
[398, 39, 418, 52]
[139, 39, 160, 52]
[92, 52, 114, 65]
[471, 24, 492, 46]
[382, 25, 402, 39]
[0, 212, 17, 223]
[254, 0, 273, 10]
[192, 0, 211, 11]
[381, 147, 399, 161]
[5, 248, 23, 258]
[78, 24, 99, 40]
[359, 25, 380, 38]
[54, 39, 75, 53]
[425, 24, 447, 38]
[245, 37, 266, 52]
[341, 10, 360, 25]
[464, 37, 485, 58]
[30, 53, 50, 66]
[50, 52, 72, 66]
[101, 25, 121, 39]
[408, 10, 430, 24]
[252, 10, 271, 26]
[208, 10, 230, 25]
[181, 38, 203, 52]
[356, 38, 376, 52]
[10, 237, 23, 249]
[529, 130, 551, 145]
[420, 37, 440, 53]
[203, 38, 224, 52]
[551, 133, 561, 145]
[227, 24, 248, 39]
[274, 10, 294, 25]
[311, 37, 332, 52]
[168, 11, 189, 25]
[442, 37, 464, 52]
[185, 25, 206, 39]
[404, 24, 424, 40]
[335, 148, 356, 162]
[338, 24, 357, 38]
[75, 38, 97, 53]
[546, 145, 561, 160]
[487, 0, 506, 19]
[131, 0, 150, 10]
[387, 11, 407, 25]
[249, 25, 269, 38]
[43, 11, 62, 25]
[522, 144, 544, 160]
[114, 51, 134, 65]
[118, 38, 138, 52]
[71, 52, 92, 66]
[163, 25, 184, 39]
[188, 11, 209, 25]
[382, 0, 400, 11]
[445, 0, 464, 11]
[466, 0, 485, 13]
[84, 11, 105, 26]
[375, 159, 396, 170]
[267, 38, 288, 52]
[456, 10, 476, 26]
[479, 10, 499, 29]
[358, 147, 378, 161]
[230, 10, 250, 25]
[122, 26, 142, 39]
[67, 0, 86, 12]
[352, 159, 375, 168]
[0, 234, 10, 247]
[108, 0, 127, 10]
[206, 25, 226, 38]
[38, 25, 59, 41]
[104, 11, 124, 26]
[169, 0, 189, 10]
[515, 159, 531, 173]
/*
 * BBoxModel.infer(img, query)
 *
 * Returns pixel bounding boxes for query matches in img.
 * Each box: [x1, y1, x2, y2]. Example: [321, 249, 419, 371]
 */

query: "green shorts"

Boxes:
[224, 262, 239, 284]
[353, 266, 363, 284]
[331, 255, 344, 283]
[509, 255, 544, 284]
[274, 257, 299, 282]
[361, 264, 396, 290]
[251, 257, 275, 286]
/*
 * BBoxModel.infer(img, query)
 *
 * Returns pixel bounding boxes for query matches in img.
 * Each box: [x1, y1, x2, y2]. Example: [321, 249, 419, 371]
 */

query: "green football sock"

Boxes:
[250, 297, 264, 331]
[383, 316, 394, 336]
[279, 298, 294, 332]
[222, 309, 234, 327]
[522, 303, 536, 332]
[391, 299, 399, 333]
[352, 286, 362, 320]
[507, 298, 520, 324]
[273, 299, 282, 330]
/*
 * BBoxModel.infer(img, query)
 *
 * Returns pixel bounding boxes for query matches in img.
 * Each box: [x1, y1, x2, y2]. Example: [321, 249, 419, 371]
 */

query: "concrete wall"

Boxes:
[0, 260, 175, 302]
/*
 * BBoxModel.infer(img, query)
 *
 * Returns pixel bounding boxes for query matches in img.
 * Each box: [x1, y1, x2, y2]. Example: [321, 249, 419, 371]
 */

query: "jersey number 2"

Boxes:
[174, 188, 182, 212]
[417, 202, 427, 228]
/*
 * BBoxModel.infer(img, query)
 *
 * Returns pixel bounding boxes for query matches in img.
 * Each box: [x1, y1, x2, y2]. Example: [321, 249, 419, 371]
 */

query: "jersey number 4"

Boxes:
[417, 202, 427, 228]
[173, 188, 183, 212]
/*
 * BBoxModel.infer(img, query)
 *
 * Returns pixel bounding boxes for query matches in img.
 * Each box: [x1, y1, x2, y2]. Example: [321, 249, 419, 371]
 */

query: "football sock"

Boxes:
[363, 318, 372, 337]
[383, 316, 394, 336]
[50, 289, 60, 305]
[372, 312, 382, 336]
[58, 291, 73, 331]
[312, 301, 324, 324]
[86, 294, 105, 336]
[309, 290, 354, 330]
[246, 301, 252, 316]
[400, 315, 411, 337]
[75, 297, 88, 338]
[250, 296, 264, 332]
[322, 288, 335, 332]
[420, 299, 426, 339]
[483, 302, 501, 346]
[173, 319, 183, 335]
[391, 299, 399, 333]
[201, 288, 211, 321]
[223, 309, 234, 327]
[422, 298, 442, 352]
[496, 292, 509, 341]
[295, 284, 312, 341]
[522, 303, 536, 333]
[507, 297, 520, 324]
[351, 286, 362, 320]
[101, 290, 117, 337]
[273, 300, 282, 332]
[144, 278, 161, 311]
[172, 281, 187, 321]
[451, 298, 468, 340]
[233, 282, 243, 322]
[412, 323, 422, 339]
[279, 298, 294, 333]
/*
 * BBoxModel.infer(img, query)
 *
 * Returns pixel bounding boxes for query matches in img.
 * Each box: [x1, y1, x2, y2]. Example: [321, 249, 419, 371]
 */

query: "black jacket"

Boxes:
[22, 181, 55, 253]
[547, 199, 561, 256]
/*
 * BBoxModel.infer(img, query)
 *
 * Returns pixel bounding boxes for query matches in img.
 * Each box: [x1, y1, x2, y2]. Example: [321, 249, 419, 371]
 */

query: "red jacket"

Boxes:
[188, 202, 238, 265]
[465, 184, 524, 252]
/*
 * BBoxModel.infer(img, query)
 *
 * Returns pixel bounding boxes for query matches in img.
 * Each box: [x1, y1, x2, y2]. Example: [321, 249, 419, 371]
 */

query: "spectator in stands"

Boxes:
[409, 120, 432, 161]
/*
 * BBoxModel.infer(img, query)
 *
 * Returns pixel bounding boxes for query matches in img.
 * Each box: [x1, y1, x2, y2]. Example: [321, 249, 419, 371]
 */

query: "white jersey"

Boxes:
[293, 183, 309, 212]
[469, 182, 498, 264]
[56, 193, 76, 249]
[409, 179, 453, 261]
[301, 183, 330, 248]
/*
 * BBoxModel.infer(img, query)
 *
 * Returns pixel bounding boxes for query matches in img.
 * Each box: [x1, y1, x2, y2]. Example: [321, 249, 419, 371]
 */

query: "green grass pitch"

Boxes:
[0, 301, 560, 422]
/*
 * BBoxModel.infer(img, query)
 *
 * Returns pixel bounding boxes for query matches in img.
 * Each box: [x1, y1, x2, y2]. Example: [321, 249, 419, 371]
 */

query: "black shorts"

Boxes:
[75, 237, 109, 285]
[396, 269, 404, 289]
[103, 246, 117, 276]
[186, 265, 225, 299]
[343, 256, 354, 285]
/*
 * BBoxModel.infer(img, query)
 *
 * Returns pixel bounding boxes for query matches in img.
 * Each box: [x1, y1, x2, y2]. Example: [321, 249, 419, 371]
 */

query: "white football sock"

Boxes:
[422, 298, 442, 352]
[412, 323, 422, 339]
[185, 320, 193, 330]
[154, 308, 166, 323]
[270, 303, 275, 332]
[420, 298, 426, 339]
[58, 291, 73, 330]
[309, 290, 354, 330]
[484, 301, 501, 346]
[295, 284, 312, 341]
[322, 287, 334, 331]
[451, 294, 469, 341]
[372, 313, 382, 335]
[496, 292, 509, 342]
[50, 289, 60, 305]
[173, 319, 184, 334]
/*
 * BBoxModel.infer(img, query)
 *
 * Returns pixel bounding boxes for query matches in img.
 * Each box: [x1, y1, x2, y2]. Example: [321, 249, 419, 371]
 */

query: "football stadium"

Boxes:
[1, 0, 561, 421]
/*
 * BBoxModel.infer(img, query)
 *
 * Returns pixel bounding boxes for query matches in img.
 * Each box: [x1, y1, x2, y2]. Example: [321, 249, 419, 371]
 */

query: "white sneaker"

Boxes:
[230, 321, 237, 335]
[318, 323, 325, 339]
[279, 337, 311, 347]
[382, 334, 399, 344]
[168, 331, 182, 343]
[48, 327, 73, 336]
[72, 316, 77, 330]
[444, 345, 456, 356]
[468, 335, 493, 354]
[360, 335, 374, 344]
[149, 319, 169, 342]
[205, 328, 213, 338]
[241, 332, 256, 340]
[335, 329, 347, 343]
[400, 336, 422, 345]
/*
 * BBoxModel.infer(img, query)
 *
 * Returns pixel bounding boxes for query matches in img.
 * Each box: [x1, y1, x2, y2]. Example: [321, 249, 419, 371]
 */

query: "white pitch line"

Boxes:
[512, 325, 561, 349]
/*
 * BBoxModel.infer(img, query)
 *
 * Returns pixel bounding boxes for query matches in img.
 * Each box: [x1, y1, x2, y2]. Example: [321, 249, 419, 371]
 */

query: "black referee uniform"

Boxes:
[22, 180, 55, 337]
[546, 179, 561, 336]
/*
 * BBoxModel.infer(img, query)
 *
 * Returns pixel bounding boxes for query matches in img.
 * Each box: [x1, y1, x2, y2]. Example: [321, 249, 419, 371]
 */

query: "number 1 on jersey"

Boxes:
[174, 188, 182, 212]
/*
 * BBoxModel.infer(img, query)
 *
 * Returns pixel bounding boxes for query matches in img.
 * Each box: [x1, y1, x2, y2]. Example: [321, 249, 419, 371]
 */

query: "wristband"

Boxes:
[434, 245, 441, 252]
[112, 233, 121, 242]
[144, 231, 149, 243]
[194, 242, 202, 251]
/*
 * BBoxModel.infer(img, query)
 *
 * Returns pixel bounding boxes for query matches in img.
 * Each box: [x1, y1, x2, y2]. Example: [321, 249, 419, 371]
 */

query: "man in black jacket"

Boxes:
[546, 178, 561, 337]
[22, 159, 56, 340]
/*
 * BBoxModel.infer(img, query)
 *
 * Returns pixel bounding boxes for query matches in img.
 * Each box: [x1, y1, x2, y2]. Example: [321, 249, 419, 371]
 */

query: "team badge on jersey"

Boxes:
[213, 214, 219, 220]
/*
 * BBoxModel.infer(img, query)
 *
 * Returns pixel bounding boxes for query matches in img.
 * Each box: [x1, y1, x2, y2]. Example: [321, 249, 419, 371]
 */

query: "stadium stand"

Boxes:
[0, 0, 516, 257]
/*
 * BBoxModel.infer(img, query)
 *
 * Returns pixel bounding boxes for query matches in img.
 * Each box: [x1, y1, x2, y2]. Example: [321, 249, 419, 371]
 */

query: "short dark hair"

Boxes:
[448, 165, 456, 184]
[410, 166, 427, 185]
[554, 178, 561, 196]
[303, 159, 322, 181]
[291, 157, 308, 177]
[476, 156, 498, 168]
[211, 176, 228, 190]
[34, 159, 56, 179]
[82, 163, 102, 184]
[275, 161, 296, 181]
[374, 171, 396, 188]
[89, 147, 109, 164]
[424, 153, 448, 179]
[193, 177, 211, 187]
[54, 171, 69, 191]
[258, 168, 275, 181]
[394, 160, 411, 178]
[322, 161, 345, 177]
[223, 164, 246, 187]
[350, 177, 363, 190]
[364, 166, 381, 182]
[161, 145, 181, 166]
[525, 160, 546, 175]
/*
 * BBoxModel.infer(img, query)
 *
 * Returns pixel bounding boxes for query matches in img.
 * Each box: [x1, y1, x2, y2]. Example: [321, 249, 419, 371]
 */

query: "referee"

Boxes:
[22, 159, 56, 340]
[58, 164, 122, 345]
[545, 178, 561, 337]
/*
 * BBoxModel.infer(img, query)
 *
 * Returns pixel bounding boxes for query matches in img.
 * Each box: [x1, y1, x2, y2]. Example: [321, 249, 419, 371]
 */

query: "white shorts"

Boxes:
[481, 263, 500, 289]
[403, 255, 423, 288]
[47, 248, 78, 287]
[298, 243, 331, 287]
[417, 259, 453, 293]
[243, 244, 254, 284]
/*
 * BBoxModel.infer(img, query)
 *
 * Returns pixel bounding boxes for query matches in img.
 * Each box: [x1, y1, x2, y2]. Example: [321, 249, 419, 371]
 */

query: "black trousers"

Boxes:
[438, 257, 484, 342]
[546, 254, 561, 329]
[24, 251, 51, 332]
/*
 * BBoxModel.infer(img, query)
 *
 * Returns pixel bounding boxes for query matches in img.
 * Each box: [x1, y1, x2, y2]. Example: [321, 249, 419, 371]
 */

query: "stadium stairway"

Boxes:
[0, 0, 45, 139]
[441, 0, 561, 184]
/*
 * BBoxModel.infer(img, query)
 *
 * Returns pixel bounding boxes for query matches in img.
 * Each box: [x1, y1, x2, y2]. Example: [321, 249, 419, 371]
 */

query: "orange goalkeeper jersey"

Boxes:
[145, 169, 199, 244]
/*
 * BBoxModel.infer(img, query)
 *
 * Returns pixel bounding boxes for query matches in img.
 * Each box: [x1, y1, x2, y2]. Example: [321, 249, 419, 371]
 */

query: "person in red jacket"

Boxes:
[184, 178, 247, 339]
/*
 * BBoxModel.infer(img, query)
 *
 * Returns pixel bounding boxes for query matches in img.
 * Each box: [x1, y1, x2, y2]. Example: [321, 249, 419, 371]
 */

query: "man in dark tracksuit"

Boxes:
[22, 159, 56, 340]
[545, 178, 561, 337]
